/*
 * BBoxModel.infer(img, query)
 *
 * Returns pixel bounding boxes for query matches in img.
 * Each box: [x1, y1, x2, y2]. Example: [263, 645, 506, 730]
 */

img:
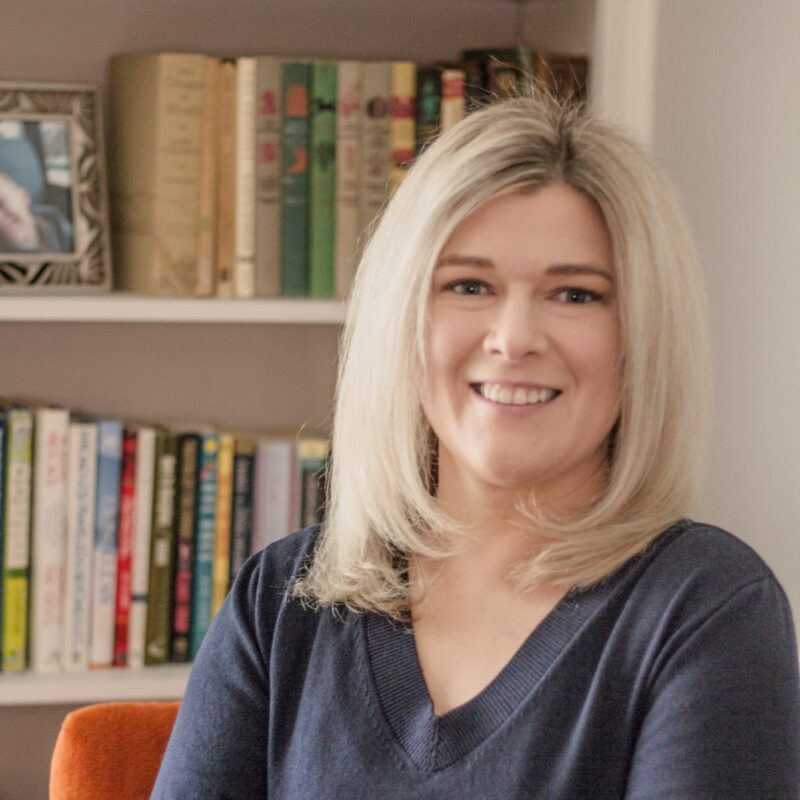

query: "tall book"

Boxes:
[0, 406, 33, 672]
[216, 58, 238, 298]
[190, 433, 218, 659]
[298, 436, 330, 528]
[251, 436, 299, 554]
[334, 60, 363, 300]
[62, 421, 98, 672]
[234, 56, 257, 298]
[389, 62, 416, 195]
[359, 62, 392, 236]
[229, 436, 255, 583]
[170, 432, 199, 662]
[461, 48, 527, 99]
[144, 431, 179, 666]
[89, 419, 123, 669]
[281, 61, 311, 296]
[108, 53, 210, 296]
[128, 425, 156, 669]
[112, 427, 138, 668]
[29, 406, 69, 673]
[415, 64, 441, 156]
[440, 67, 466, 133]
[0, 416, 5, 668]
[308, 60, 338, 298]
[254, 55, 283, 297]
[211, 433, 235, 617]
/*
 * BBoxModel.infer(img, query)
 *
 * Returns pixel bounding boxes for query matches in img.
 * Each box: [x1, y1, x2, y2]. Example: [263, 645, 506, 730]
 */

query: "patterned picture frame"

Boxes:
[0, 82, 112, 292]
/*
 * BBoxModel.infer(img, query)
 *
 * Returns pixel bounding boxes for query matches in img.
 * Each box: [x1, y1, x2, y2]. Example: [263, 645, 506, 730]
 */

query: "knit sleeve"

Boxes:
[624, 576, 800, 800]
[150, 547, 273, 800]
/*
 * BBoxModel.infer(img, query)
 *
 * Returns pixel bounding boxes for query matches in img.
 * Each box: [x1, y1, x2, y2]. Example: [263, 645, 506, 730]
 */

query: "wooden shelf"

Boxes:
[0, 664, 191, 706]
[0, 294, 347, 324]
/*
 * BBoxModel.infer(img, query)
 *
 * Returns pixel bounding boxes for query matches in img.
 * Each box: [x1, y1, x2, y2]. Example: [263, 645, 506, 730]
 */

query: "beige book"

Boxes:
[216, 59, 238, 298]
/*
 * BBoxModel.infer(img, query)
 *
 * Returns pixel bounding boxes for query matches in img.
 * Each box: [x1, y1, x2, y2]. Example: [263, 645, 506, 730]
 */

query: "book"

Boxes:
[108, 53, 210, 296]
[308, 60, 338, 298]
[389, 62, 416, 195]
[0, 416, 5, 668]
[211, 433, 234, 617]
[360, 61, 392, 235]
[144, 431, 179, 666]
[298, 436, 330, 528]
[190, 433, 218, 658]
[62, 421, 99, 672]
[216, 58, 238, 298]
[251, 436, 299, 554]
[440, 67, 466, 132]
[1, 405, 34, 672]
[254, 55, 283, 297]
[127, 425, 156, 669]
[229, 436, 255, 583]
[89, 419, 123, 669]
[461, 47, 527, 99]
[334, 60, 363, 300]
[170, 432, 199, 662]
[281, 61, 311, 296]
[28, 406, 70, 673]
[234, 56, 257, 298]
[415, 64, 442, 156]
[112, 427, 138, 667]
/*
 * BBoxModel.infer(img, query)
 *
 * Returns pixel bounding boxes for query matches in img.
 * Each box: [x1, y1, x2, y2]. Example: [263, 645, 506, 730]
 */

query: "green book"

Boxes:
[281, 62, 311, 296]
[308, 60, 338, 298]
[415, 64, 442, 155]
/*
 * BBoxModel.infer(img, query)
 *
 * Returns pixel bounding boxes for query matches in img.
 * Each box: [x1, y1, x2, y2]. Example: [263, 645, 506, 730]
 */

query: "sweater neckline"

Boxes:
[362, 522, 688, 772]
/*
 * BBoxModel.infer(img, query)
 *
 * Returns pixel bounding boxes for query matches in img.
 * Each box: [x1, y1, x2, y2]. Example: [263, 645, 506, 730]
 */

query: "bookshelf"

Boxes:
[0, 0, 657, 797]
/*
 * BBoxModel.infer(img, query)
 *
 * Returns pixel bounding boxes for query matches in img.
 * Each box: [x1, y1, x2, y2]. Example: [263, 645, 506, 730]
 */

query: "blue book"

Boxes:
[89, 418, 123, 668]
[190, 433, 219, 658]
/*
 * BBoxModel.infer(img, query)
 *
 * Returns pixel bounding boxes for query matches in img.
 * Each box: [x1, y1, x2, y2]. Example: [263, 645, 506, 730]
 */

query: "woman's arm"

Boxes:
[624, 576, 800, 799]
[150, 551, 272, 799]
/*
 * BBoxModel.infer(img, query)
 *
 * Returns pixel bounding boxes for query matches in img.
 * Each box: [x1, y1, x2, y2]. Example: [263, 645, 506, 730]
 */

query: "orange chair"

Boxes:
[49, 700, 180, 800]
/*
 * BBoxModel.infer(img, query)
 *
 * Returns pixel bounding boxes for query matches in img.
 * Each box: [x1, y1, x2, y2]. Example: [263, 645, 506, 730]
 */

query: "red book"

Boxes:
[113, 427, 138, 667]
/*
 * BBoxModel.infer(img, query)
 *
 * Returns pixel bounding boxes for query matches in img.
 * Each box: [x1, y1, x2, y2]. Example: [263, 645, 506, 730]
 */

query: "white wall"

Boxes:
[652, 1, 800, 620]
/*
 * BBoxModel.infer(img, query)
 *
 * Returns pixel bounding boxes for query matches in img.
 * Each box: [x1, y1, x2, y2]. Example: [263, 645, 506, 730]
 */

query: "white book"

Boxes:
[63, 422, 98, 672]
[127, 426, 157, 669]
[234, 55, 257, 298]
[29, 407, 70, 673]
[335, 60, 364, 300]
[251, 438, 299, 555]
[359, 61, 392, 235]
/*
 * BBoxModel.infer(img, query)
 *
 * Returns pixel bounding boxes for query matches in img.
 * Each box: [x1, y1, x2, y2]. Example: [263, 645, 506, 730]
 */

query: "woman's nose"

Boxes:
[482, 296, 548, 362]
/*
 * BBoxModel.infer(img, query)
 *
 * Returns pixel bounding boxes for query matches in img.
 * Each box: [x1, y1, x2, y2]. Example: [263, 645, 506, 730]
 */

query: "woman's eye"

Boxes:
[556, 288, 601, 304]
[443, 279, 489, 296]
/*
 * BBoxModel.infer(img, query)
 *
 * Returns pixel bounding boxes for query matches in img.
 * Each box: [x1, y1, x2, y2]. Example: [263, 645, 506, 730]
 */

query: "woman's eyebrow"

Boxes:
[435, 254, 614, 283]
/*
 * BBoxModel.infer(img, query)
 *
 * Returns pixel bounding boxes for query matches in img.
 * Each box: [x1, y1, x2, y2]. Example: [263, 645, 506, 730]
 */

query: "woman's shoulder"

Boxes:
[252, 523, 322, 586]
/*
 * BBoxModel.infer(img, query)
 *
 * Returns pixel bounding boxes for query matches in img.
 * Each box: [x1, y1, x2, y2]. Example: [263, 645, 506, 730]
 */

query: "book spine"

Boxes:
[234, 56, 257, 299]
[108, 54, 206, 296]
[254, 56, 283, 297]
[211, 433, 234, 617]
[128, 426, 156, 669]
[308, 60, 338, 298]
[190, 434, 218, 658]
[195, 56, 219, 297]
[90, 419, 123, 669]
[29, 407, 69, 673]
[144, 432, 178, 666]
[113, 427, 138, 667]
[440, 68, 466, 132]
[389, 62, 417, 195]
[171, 433, 199, 662]
[0, 416, 5, 669]
[63, 423, 98, 672]
[216, 59, 238, 298]
[334, 60, 363, 300]
[298, 437, 330, 528]
[229, 439, 255, 584]
[1, 408, 34, 672]
[252, 438, 298, 554]
[415, 64, 441, 156]
[359, 61, 392, 234]
[281, 61, 311, 296]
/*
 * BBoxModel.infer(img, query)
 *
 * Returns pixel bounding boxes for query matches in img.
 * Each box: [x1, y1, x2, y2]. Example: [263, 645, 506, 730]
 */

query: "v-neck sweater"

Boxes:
[151, 519, 800, 800]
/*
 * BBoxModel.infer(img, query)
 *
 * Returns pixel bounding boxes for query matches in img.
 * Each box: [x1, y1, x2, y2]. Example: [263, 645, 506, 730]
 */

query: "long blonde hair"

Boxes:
[293, 91, 712, 619]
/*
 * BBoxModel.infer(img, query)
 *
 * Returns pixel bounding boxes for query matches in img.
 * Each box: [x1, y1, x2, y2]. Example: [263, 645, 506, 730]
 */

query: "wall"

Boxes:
[653, 0, 800, 620]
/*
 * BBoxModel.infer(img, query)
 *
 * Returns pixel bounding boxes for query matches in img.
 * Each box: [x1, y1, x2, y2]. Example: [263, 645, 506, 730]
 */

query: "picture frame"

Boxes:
[0, 81, 112, 292]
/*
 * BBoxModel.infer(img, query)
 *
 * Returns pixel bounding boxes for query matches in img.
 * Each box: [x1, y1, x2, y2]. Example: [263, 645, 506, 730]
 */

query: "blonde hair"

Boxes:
[293, 90, 712, 619]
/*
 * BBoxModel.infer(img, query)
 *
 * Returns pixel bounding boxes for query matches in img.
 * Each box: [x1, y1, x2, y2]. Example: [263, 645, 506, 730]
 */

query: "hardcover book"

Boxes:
[229, 437, 255, 583]
[360, 61, 392, 236]
[212, 433, 235, 617]
[415, 64, 441, 156]
[389, 62, 417, 195]
[234, 56, 257, 298]
[216, 58, 238, 298]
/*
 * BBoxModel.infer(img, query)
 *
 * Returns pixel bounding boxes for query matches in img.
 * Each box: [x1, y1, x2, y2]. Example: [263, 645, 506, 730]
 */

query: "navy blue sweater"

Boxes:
[151, 520, 800, 799]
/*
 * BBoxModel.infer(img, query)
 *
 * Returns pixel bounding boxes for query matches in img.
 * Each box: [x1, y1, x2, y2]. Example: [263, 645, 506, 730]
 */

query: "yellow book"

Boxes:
[389, 62, 417, 196]
[211, 433, 235, 617]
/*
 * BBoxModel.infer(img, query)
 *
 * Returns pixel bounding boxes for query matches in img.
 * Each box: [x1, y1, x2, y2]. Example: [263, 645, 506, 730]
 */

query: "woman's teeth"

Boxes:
[477, 383, 560, 406]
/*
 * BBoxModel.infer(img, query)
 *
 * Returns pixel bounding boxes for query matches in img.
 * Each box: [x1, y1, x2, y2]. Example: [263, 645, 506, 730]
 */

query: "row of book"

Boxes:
[107, 47, 588, 300]
[0, 400, 329, 674]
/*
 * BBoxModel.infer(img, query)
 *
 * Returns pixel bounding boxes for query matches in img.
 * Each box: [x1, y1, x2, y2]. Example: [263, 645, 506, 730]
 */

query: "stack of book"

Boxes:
[107, 47, 588, 300]
[0, 400, 329, 674]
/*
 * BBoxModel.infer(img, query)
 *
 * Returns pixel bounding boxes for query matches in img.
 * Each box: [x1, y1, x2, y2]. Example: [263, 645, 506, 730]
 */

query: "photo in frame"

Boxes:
[0, 82, 112, 292]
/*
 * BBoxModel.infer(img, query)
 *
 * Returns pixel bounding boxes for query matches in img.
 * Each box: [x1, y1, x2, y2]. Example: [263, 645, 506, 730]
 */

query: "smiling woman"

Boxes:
[151, 91, 800, 799]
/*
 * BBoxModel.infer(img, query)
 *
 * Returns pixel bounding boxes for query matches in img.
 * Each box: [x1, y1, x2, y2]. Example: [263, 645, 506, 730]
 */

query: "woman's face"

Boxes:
[422, 184, 622, 507]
